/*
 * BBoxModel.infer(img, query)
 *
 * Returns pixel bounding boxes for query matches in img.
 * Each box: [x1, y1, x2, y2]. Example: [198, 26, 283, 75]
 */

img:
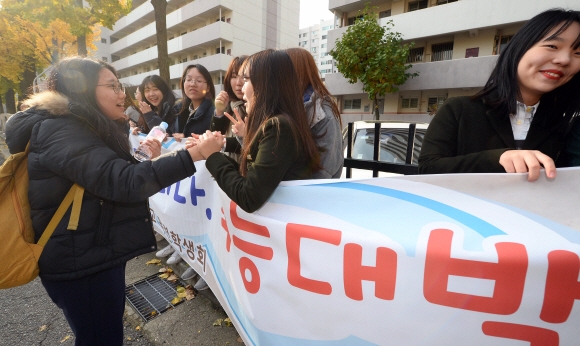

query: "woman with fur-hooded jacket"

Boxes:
[5, 58, 204, 345]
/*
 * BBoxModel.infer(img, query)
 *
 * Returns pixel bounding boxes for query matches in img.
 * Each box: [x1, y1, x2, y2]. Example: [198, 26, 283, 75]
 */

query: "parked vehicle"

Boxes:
[341, 121, 429, 178]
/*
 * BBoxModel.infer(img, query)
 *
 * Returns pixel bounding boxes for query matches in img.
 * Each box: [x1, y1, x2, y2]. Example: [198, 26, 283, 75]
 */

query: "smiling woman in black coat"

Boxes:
[5, 57, 204, 345]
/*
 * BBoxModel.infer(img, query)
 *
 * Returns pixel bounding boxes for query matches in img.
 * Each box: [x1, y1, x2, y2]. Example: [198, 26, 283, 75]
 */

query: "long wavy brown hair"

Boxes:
[239, 50, 321, 176]
[285, 47, 341, 127]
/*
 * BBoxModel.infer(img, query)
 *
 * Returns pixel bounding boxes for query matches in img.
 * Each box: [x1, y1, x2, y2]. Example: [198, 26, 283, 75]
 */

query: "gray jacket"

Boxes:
[305, 94, 343, 179]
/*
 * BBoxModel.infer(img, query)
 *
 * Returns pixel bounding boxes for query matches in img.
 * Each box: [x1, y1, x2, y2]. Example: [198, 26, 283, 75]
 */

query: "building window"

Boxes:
[347, 15, 363, 26]
[322, 25, 333, 31]
[226, 17, 231, 23]
[101, 38, 107, 43]
[498, 35, 513, 54]
[321, 52, 329, 57]
[321, 43, 327, 48]
[401, 98, 419, 109]
[312, 30, 317, 35]
[227, 49, 231, 56]
[408, 0, 428, 12]
[436, 0, 458, 4]
[344, 99, 362, 109]
[102, 57, 108, 62]
[428, 96, 446, 112]
[465, 47, 479, 58]
[431, 42, 454, 61]
[311, 47, 317, 53]
[407, 47, 424, 63]
[312, 39, 317, 43]
[322, 35, 327, 40]
[216, 46, 225, 54]
[379, 10, 391, 18]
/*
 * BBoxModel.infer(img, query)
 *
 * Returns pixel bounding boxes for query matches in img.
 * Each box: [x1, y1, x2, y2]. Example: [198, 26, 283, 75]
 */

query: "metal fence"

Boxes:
[343, 122, 420, 178]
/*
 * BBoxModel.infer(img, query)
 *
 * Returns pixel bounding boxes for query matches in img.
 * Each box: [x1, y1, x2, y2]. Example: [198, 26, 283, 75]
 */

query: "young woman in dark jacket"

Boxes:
[172, 64, 215, 141]
[419, 9, 580, 182]
[138, 74, 178, 134]
[4, 58, 203, 345]
[193, 50, 322, 213]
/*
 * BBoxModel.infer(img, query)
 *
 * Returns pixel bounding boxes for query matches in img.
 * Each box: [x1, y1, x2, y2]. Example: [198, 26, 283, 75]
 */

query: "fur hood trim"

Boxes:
[22, 91, 70, 116]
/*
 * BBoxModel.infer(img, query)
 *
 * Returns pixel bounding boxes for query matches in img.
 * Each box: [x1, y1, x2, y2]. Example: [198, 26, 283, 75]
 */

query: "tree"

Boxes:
[1, 0, 131, 56]
[330, 4, 418, 120]
[151, 0, 170, 83]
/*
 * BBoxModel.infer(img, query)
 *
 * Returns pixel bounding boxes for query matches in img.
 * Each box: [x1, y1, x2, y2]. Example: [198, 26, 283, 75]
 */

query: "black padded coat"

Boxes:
[5, 92, 196, 281]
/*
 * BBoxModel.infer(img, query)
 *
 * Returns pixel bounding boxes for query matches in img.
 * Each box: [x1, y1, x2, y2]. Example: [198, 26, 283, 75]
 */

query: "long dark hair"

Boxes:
[285, 47, 342, 127]
[45, 57, 129, 150]
[239, 49, 321, 176]
[473, 8, 580, 119]
[223, 56, 248, 101]
[178, 64, 215, 115]
[139, 75, 177, 125]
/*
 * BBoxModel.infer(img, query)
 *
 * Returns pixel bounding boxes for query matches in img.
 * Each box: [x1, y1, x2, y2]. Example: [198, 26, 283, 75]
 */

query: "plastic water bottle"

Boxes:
[134, 122, 168, 161]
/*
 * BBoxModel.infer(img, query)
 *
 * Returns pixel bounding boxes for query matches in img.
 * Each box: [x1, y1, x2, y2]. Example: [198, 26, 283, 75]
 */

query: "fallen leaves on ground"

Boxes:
[167, 274, 178, 282]
[60, 335, 72, 342]
[171, 296, 181, 305]
[135, 326, 141, 331]
[213, 318, 223, 326]
[185, 285, 195, 300]
[159, 272, 170, 279]
[39, 325, 47, 332]
[237, 336, 244, 343]
[127, 337, 132, 341]
[146, 259, 161, 266]
[224, 317, 233, 327]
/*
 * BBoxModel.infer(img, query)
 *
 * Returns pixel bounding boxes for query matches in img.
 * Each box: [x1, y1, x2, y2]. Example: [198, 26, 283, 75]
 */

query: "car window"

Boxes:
[351, 128, 426, 165]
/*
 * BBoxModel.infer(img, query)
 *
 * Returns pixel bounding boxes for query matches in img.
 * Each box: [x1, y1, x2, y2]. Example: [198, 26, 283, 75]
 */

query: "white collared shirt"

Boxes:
[510, 101, 539, 147]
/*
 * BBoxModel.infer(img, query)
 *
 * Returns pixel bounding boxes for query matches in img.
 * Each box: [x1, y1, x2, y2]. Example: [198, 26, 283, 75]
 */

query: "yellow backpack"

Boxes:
[0, 143, 84, 289]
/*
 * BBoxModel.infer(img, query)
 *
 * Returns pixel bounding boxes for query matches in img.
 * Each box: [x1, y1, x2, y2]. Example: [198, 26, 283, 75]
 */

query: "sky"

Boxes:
[299, 0, 334, 29]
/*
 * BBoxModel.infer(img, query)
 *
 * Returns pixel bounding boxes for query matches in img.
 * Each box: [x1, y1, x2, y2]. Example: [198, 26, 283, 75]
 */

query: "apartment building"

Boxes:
[326, 0, 579, 124]
[298, 19, 337, 78]
[105, 0, 299, 95]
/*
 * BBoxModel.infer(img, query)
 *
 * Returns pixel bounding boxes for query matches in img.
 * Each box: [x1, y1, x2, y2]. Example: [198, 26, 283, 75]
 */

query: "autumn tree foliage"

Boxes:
[0, 0, 130, 111]
[330, 4, 418, 120]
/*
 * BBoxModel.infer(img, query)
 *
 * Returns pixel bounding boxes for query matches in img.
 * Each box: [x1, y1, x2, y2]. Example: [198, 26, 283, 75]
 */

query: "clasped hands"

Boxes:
[185, 130, 226, 161]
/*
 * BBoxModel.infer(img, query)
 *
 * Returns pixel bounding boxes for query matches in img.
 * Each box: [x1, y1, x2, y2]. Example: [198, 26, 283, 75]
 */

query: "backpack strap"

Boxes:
[37, 184, 85, 247]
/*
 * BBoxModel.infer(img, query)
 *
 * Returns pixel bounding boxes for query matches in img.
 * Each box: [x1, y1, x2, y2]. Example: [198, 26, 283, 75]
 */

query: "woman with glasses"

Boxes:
[4, 57, 204, 345]
[138, 74, 178, 135]
[172, 64, 215, 141]
[192, 49, 321, 213]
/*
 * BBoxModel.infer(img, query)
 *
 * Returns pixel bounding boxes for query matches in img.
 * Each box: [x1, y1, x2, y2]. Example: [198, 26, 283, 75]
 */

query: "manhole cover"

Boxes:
[125, 274, 187, 322]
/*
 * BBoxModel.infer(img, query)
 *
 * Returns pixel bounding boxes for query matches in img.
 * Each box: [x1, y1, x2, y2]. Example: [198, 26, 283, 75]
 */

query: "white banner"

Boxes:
[131, 134, 580, 346]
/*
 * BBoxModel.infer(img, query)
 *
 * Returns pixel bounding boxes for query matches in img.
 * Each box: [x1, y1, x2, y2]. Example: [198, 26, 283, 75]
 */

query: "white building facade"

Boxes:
[103, 0, 299, 95]
[298, 19, 337, 78]
[326, 0, 580, 124]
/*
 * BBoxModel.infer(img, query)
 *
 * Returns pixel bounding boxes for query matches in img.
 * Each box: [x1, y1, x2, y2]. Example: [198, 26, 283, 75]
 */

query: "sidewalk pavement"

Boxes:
[124, 240, 243, 345]
[0, 138, 244, 345]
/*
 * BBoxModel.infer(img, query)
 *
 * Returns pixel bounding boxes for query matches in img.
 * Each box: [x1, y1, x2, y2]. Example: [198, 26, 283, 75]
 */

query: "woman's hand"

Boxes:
[215, 91, 230, 116]
[173, 133, 185, 142]
[184, 135, 198, 149]
[141, 139, 162, 159]
[499, 150, 556, 182]
[197, 130, 225, 158]
[225, 108, 246, 138]
[131, 126, 141, 135]
[139, 101, 152, 114]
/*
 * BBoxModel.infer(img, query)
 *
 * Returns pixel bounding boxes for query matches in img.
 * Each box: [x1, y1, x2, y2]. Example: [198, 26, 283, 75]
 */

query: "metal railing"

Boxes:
[343, 122, 419, 178]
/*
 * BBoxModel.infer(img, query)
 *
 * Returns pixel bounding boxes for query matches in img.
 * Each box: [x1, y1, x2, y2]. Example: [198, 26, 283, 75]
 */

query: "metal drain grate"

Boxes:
[125, 274, 187, 322]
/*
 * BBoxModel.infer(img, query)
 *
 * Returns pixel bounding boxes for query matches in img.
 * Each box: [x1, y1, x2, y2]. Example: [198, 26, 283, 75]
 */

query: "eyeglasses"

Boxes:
[96, 81, 125, 94]
[184, 78, 207, 86]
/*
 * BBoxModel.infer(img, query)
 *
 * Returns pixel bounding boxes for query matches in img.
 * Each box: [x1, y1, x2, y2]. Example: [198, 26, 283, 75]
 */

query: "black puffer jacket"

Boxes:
[5, 92, 196, 281]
